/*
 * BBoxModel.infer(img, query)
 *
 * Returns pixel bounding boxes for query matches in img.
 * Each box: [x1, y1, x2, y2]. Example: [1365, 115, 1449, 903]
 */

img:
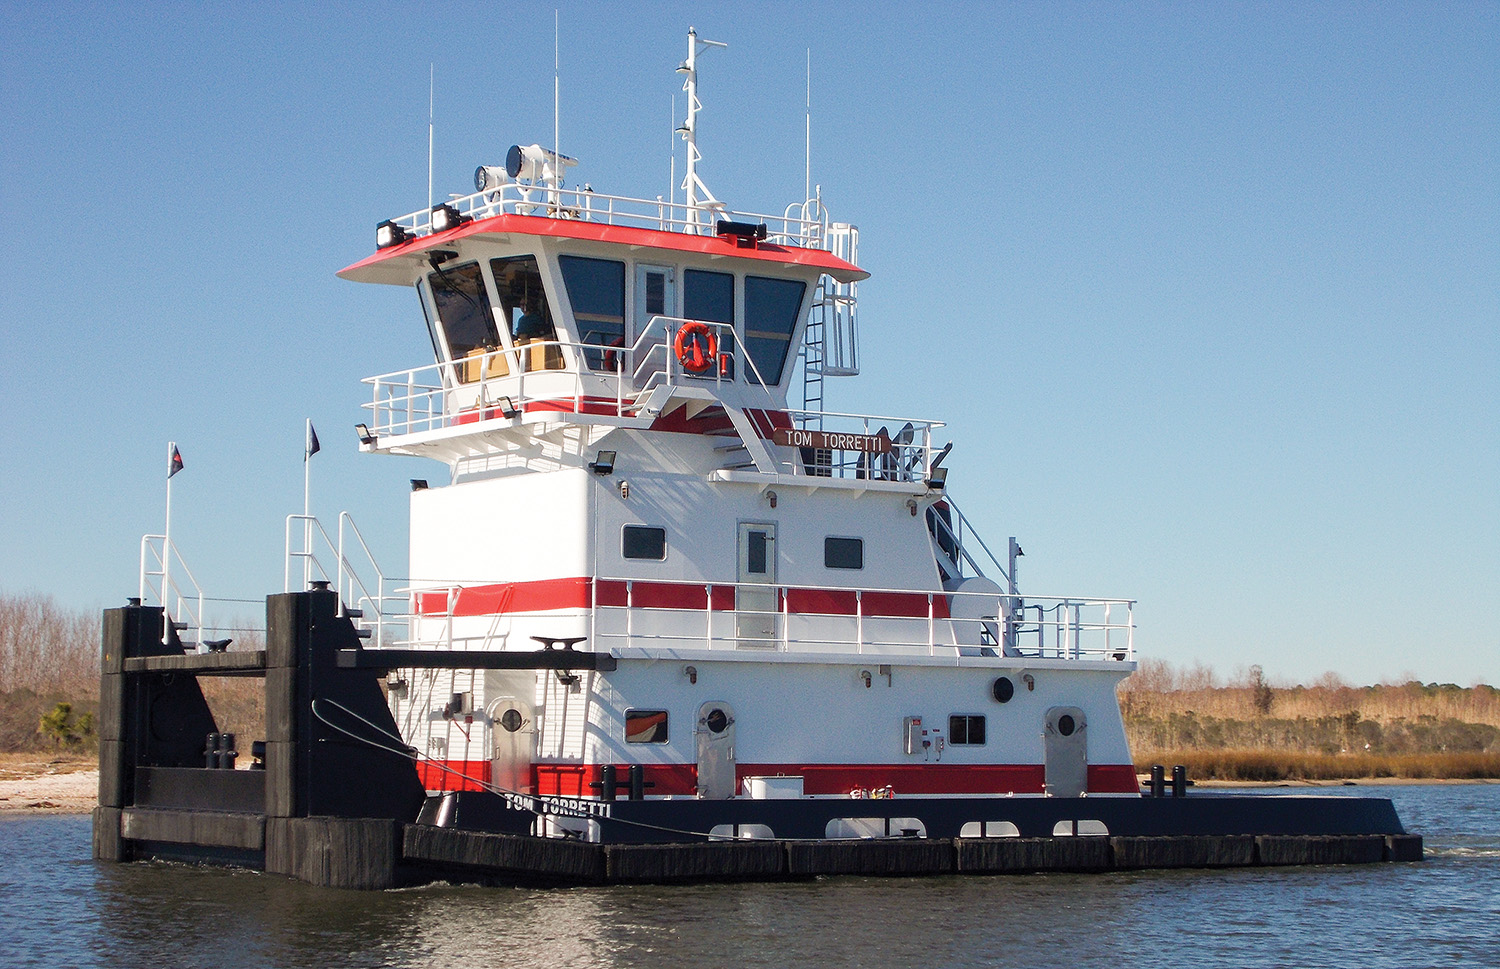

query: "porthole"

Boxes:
[1057, 714, 1076, 737]
[992, 677, 1015, 703]
[499, 709, 523, 733]
[704, 708, 729, 734]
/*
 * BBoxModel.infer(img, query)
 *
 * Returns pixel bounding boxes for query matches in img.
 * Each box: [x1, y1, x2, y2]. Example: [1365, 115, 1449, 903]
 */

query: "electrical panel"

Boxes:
[903, 716, 929, 755]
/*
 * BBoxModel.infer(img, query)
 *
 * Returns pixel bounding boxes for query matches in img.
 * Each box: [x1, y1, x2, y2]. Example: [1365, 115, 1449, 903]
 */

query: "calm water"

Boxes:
[2, 785, 1497, 969]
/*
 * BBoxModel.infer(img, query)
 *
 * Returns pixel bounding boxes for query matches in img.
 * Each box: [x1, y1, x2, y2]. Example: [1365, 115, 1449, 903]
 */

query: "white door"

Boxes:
[488, 697, 536, 794]
[635, 265, 675, 331]
[1043, 706, 1088, 797]
[737, 522, 778, 647]
[696, 701, 737, 799]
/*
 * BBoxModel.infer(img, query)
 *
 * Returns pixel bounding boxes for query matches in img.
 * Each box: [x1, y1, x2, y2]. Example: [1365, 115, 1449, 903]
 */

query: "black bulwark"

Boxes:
[266, 590, 427, 822]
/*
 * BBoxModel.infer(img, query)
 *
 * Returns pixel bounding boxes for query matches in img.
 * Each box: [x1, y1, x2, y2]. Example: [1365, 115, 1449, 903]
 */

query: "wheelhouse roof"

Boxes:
[339, 213, 869, 286]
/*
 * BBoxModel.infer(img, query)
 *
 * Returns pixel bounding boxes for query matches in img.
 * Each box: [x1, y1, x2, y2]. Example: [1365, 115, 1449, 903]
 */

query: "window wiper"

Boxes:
[428, 251, 481, 313]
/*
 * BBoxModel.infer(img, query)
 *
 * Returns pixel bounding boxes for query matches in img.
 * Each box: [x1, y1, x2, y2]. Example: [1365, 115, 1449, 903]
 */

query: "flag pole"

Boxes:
[163, 440, 175, 642]
[303, 419, 312, 590]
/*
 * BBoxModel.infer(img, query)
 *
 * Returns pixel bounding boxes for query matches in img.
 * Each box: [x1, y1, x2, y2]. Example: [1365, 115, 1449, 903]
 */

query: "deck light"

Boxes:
[355, 423, 374, 445]
[430, 203, 470, 234]
[925, 466, 948, 490]
[495, 395, 519, 419]
[589, 450, 616, 475]
[375, 220, 411, 249]
[475, 165, 508, 193]
[411, 479, 428, 491]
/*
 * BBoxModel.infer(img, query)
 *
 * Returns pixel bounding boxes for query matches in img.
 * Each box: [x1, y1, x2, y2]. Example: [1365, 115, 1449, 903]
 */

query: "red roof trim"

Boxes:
[340, 213, 867, 280]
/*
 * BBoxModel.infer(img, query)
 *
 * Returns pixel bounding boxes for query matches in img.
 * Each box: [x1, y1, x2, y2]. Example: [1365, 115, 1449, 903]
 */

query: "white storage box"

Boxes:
[742, 775, 804, 799]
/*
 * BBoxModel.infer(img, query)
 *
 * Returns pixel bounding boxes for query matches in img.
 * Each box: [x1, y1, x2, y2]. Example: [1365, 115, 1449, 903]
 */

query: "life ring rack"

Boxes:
[673, 321, 719, 374]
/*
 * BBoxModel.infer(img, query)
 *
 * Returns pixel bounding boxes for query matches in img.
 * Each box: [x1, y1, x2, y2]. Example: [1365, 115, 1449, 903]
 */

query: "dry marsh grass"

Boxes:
[1122, 659, 1500, 780]
[0, 591, 265, 753]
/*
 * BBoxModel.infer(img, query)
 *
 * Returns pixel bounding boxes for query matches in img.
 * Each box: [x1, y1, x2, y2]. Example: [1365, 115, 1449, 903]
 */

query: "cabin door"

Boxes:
[488, 697, 536, 794]
[635, 264, 676, 346]
[695, 701, 737, 799]
[1043, 706, 1088, 797]
[736, 522, 779, 647]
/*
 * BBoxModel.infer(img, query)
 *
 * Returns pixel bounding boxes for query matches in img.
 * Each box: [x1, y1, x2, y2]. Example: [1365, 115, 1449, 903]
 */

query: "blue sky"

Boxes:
[2, 2, 1495, 685]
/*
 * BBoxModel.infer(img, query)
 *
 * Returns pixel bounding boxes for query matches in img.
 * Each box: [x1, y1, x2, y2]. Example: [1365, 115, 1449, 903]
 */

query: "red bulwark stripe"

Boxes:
[419, 759, 491, 792]
[1086, 764, 1142, 794]
[530, 763, 1141, 797]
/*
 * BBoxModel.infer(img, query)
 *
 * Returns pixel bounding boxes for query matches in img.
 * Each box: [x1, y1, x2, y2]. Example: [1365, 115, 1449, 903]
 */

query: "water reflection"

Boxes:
[5, 785, 1499, 969]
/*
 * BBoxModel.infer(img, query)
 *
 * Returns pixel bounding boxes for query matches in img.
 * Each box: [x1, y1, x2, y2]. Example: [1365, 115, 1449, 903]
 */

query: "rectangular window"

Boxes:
[746, 529, 768, 575]
[743, 275, 806, 384]
[625, 709, 668, 744]
[824, 537, 864, 570]
[428, 262, 499, 372]
[949, 715, 986, 746]
[490, 256, 561, 371]
[684, 269, 734, 378]
[622, 525, 667, 561]
[559, 255, 626, 372]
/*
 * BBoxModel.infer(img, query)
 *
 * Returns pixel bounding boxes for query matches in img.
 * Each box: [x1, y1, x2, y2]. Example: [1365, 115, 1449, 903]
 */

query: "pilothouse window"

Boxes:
[684, 269, 734, 377]
[428, 262, 498, 369]
[744, 275, 806, 384]
[490, 256, 562, 371]
[559, 256, 626, 372]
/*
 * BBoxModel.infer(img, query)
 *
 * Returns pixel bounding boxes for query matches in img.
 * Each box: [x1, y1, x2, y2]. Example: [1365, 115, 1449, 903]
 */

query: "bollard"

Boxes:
[1150, 765, 1165, 798]
[218, 732, 237, 770]
[204, 733, 221, 769]
[1172, 765, 1188, 797]
[598, 764, 618, 802]
[629, 764, 645, 801]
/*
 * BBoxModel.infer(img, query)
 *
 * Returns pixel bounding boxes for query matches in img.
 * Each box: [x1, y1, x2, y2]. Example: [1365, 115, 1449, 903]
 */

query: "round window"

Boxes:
[499, 709, 524, 733]
[704, 708, 729, 733]
[1057, 714, 1076, 737]
[992, 677, 1015, 703]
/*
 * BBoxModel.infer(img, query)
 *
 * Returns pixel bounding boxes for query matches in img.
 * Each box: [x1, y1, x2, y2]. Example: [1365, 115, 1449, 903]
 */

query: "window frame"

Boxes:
[948, 714, 987, 746]
[622, 524, 668, 562]
[823, 536, 865, 571]
[625, 709, 669, 744]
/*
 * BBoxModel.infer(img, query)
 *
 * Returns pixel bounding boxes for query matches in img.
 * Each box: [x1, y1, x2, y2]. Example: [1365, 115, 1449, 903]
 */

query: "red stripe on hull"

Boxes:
[529, 763, 1139, 798]
[419, 760, 491, 792]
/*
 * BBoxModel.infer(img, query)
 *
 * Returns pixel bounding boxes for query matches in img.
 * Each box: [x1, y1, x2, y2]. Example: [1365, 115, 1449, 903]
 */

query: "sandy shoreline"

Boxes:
[0, 759, 98, 815]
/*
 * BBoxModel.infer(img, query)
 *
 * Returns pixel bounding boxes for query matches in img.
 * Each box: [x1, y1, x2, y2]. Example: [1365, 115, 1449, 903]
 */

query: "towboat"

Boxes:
[102, 32, 1413, 872]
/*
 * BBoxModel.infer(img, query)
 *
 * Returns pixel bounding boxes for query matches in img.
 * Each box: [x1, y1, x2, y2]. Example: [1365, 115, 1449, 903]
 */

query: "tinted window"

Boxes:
[625, 709, 668, 743]
[622, 525, 666, 561]
[746, 530, 768, 574]
[560, 256, 626, 371]
[428, 262, 498, 360]
[949, 715, 986, 745]
[743, 276, 806, 383]
[824, 537, 864, 570]
[684, 269, 733, 323]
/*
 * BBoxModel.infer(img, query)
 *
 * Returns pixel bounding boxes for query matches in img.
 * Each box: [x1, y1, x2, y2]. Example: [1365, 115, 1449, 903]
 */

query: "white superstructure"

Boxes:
[335, 31, 1139, 811]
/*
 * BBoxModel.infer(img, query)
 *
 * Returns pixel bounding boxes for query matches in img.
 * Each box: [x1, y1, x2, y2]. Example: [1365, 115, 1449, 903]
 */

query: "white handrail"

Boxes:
[378, 574, 1133, 664]
[138, 534, 206, 646]
[384, 177, 835, 252]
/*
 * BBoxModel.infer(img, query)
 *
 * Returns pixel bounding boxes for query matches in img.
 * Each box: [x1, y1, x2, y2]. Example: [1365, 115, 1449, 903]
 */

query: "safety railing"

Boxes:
[284, 513, 403, 648]
[362, 337, 635, 439]
[361, 324, 946, 483]
[375, 577, 1133, 664]
[139, 534, 206, 646]
[385, 179, 833, 251]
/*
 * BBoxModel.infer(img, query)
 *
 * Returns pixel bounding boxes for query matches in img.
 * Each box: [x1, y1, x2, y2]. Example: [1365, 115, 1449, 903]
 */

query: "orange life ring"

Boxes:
[673, 321, 718, 374]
